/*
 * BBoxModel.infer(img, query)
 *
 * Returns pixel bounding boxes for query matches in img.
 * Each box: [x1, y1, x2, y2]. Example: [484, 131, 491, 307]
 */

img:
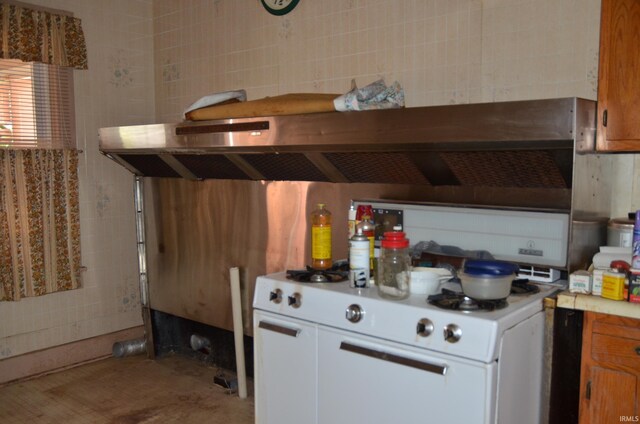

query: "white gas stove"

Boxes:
[253, 202, 567, 424]
[254, 273, 557, 363]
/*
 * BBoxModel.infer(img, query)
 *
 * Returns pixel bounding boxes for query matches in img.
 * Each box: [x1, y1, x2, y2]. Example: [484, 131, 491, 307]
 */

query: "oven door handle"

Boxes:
[339, 342, 448, 376]
[258, 321, 301, 338]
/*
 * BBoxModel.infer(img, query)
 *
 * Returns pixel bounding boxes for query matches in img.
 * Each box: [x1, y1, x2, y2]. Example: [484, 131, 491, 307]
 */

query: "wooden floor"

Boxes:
[0, 354, 255, 423]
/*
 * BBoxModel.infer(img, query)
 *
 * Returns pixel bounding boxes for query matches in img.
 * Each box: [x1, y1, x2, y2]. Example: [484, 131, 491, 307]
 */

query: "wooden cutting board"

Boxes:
[185, 93, 340, 121]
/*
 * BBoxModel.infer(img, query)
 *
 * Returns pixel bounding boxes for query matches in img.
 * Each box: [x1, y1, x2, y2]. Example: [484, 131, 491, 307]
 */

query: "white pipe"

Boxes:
[230, 267, 248, 399]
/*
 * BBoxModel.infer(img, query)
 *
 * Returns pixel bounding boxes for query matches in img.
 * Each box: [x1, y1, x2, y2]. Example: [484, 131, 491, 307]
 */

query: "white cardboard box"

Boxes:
[569, 271, 592, 294]
[592, 268, 605, 296]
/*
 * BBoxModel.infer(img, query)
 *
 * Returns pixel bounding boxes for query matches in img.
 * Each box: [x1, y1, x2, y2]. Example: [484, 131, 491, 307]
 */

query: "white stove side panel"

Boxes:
[495, 311, 545, 424]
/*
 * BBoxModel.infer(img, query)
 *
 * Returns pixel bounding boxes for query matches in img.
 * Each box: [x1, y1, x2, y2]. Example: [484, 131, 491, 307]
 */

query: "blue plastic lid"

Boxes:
[463, 260, 518, 277]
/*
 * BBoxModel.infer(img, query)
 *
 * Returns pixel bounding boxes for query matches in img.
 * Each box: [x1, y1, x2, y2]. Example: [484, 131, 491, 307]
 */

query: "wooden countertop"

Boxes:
[556, 291, 640, 320]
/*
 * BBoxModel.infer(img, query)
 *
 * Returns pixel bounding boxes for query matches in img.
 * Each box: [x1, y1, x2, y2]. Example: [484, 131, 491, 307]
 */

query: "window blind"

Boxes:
[0, 59, 75, 149]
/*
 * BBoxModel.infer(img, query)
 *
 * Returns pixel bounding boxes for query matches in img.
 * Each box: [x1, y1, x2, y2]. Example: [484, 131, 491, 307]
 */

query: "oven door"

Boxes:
[317, 326, 497, 424]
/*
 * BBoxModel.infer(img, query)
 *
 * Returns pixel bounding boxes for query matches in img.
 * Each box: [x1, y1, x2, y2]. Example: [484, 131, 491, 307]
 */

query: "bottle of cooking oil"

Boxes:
[311, 203, 332, 270]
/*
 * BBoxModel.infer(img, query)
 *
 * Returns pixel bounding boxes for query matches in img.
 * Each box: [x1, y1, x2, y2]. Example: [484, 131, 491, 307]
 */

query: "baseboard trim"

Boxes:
[0, 326, 145, 386]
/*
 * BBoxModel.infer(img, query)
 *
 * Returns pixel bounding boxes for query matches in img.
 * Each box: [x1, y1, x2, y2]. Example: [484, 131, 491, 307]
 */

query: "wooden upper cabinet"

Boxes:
[596, 0, 640, 151]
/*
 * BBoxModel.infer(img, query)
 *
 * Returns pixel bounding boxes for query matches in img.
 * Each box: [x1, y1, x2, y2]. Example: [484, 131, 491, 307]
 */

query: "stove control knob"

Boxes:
[345, 304, 364, 323]
[416, 318, 434, 337]
[444, 324, 462, 343]
[269, 289, 283, 304]
[288, 293, 302, 308]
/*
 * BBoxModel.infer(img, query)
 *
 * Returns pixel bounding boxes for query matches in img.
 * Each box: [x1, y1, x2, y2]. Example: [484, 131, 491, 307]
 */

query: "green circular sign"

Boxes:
[261, 0, 300, 16]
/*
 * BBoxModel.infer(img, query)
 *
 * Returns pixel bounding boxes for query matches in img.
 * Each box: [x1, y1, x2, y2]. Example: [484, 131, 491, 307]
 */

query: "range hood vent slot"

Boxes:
[325, 152, 430, 185]
[175, 120, 269, 135]
[440, 150, 572, 188]
[120, 154, 181, 178]
[239, 153, 331, 182]
[175, 155, 252, 180]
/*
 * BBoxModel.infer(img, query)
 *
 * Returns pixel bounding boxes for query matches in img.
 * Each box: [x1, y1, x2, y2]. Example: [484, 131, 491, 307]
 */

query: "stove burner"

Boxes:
[458, 296, 481, 311]
[427, 279, 541, 311]
[428, 288, 508, 311]
[310, 273, 329, 282]
[286, 262, 349, 283]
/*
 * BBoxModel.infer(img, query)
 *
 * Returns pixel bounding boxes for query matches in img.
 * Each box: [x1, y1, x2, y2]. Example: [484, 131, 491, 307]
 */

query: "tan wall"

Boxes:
[153, 0, 601, 118]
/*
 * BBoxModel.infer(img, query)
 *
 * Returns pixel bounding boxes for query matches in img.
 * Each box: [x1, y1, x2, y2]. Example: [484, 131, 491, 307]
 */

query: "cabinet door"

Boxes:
[596, 0, 640, 151]
[580, 366, 638, 423]
[253, 311, 317, 424]
[579, 312, 640, 424]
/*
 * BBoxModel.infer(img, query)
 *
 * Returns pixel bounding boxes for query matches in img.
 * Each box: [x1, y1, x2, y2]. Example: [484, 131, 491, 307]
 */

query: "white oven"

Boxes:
[253, 202, 566, 424]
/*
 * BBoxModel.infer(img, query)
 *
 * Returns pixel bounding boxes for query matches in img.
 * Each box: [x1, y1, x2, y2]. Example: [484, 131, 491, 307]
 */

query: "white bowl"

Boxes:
[410, 268, 450, 295]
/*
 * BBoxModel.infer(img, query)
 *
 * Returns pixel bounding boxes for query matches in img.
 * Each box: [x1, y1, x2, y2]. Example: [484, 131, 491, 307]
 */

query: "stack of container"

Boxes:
[570, 210, 640, 304]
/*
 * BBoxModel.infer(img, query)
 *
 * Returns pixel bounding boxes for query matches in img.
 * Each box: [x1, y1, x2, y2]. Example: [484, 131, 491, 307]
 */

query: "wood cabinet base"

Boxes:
[579, 311, 640, 423]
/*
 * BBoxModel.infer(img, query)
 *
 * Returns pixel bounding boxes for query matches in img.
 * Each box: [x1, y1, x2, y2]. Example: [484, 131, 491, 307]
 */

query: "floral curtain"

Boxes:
[0, 2, 88, 69]
[0, 149, 81, 301]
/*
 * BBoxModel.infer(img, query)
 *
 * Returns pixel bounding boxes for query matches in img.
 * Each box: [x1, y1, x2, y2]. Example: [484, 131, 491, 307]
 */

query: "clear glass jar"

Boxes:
[376, 231, 411, 300]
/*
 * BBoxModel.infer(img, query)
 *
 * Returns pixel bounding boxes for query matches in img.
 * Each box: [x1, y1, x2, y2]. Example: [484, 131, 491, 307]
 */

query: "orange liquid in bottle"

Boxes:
[311, 203, 332, 270]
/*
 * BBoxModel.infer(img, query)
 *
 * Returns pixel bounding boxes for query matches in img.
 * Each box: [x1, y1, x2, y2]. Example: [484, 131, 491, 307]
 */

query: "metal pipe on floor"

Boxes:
[112, 338, 147, 358]
[190, 334, 212, 354]
[230, 267, 248, 399]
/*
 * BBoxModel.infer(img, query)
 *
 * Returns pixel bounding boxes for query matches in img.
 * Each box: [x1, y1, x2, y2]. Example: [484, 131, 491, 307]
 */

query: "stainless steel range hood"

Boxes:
[100, 97, 596, 209]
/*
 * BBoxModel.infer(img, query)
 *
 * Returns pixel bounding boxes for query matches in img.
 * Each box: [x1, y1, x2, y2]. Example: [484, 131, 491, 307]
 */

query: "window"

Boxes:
[0, 58, 81, 301]
[0, 2, 86, 301]
[0, 59, 75, 149]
